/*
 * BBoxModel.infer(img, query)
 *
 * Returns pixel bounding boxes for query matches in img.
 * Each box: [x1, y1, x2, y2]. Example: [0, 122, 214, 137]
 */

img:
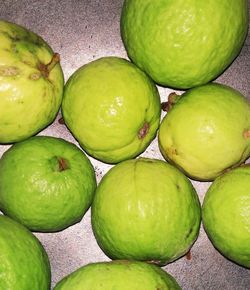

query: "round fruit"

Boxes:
[91, 158, 201, 265]
[202, 165, 250, 268]
[54, 260, 181, 290]
[0, 136, 96, 232]
[0, 20, 64, 143]
[120, 0, 248, 89]
[158, 83, 250, 181]
[62, 56, 161, 164]
[0, 215, 51, 289]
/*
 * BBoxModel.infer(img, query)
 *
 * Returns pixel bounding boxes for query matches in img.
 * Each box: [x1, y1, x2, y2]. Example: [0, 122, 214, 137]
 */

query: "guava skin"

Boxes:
[0, 20, 64, 143]
[62, 57, 161, 164]
[158, 83, 250, 181]
[0, 136, 97, 232]
[202, 165, 250, 268]
[54, 260, 182, 290]
[91, 158, 201, 265]
[121, 0, 248, 89]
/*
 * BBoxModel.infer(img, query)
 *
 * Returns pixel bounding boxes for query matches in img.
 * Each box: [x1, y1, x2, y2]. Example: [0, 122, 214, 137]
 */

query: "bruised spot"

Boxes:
[0, 66, 20, 76]
[138, 122, 149, 139]
[243, 129, 250, 139]
[29, 72, 41, 80]
[57, 157, 69, 171]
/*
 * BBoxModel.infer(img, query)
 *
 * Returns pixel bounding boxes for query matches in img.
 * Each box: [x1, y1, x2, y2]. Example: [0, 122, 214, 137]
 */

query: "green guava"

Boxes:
[91, 158, 201, 265]
[120, 0, 248, 89]
[0, 215, 51, 289]
[54, 260, 182, 290]
[158, 83, 250, 181]
[202, 165, 250, 268]
[0, 136, 97, 232]
[62, 56, 161, 164]
[0, 20, 64, 143]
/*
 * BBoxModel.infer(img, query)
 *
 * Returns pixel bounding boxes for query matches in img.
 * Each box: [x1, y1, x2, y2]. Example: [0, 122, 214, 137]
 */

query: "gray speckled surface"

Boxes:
[0, 1, 250, 289]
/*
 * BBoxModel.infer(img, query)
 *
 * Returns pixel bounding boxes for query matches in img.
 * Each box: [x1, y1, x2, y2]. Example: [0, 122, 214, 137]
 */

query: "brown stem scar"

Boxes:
[243, 129, 250, 139]
[185, 250, 192, 260]
[57, 157, 68, 171]
[38, 53, 60, 78]
[138, 122, 149, 139]
[161, 92, 179, 112]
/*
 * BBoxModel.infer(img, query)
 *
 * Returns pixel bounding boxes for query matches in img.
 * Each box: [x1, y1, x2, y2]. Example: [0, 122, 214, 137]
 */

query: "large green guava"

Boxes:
[91, 158, 201, 265]
[0, 20, 64, 143]
[120, 0, 248, 89]
[158, 83, 250, 181]
[62, 56, 161, 164]
[54, 260, 182, 290]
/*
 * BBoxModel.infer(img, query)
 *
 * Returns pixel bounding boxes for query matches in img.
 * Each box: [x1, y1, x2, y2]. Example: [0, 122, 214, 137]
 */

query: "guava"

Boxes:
[202, 165, 250, 268]
[62, 56, 161, 164]
[54, 260, 182, 290]
[120, 0, 248, 89]
[0, 136, 97, 232]
[91, 158, 201, 265]
[0, 215, 51, 289]
[0, 20, 64, 143]
[158, 83, 250, 181]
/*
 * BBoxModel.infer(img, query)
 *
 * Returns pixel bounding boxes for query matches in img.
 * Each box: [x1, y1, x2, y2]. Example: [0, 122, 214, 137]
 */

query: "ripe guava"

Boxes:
[0, 136, 97, 232]
[121, 0, 248, 89]
[62, 57, 161, 164]
[202, 165, 250, 268]
[54, 260, 182, 290]
[0, 20, 64, 143]
[91, 158, 201, 265]
[158, 83, 250, 181]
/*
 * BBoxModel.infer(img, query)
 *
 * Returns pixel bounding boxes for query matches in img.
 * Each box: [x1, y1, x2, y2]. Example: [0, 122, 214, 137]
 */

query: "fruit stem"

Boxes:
[38, 53, 60, 78]
[161, 92, 181, 112]
[57, 157, 69, 171]
[138, 122, 149, 139]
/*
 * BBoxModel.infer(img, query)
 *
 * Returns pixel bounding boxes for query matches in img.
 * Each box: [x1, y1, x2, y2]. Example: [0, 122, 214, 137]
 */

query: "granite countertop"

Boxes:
[0, 1, 249, 289]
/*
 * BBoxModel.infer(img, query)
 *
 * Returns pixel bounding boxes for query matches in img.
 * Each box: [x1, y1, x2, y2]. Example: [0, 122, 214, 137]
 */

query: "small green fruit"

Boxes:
[202, 165, 250, 268]
[62, 56, 161, 164]
[0, 215, 51, 289]
[54, 260, 182, 290]
[91, 158, 201, 265]
[0, 20, 64, 143]
[158, 83, 250, 181]
[0, 136, 97, 232]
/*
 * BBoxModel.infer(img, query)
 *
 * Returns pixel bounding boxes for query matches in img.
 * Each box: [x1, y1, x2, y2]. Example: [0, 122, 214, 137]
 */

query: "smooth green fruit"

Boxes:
[0, 215, 51, 289]
[121, 0, 248, 89]
[62, 56, 161, 164]
[91, 158, 201, 265]
[0, 136, 96, 232]
[202, 165, 250, 268]
[54, 260, 182, 290]
[0, 20, 64, 143]
[158, 83, 250, 181]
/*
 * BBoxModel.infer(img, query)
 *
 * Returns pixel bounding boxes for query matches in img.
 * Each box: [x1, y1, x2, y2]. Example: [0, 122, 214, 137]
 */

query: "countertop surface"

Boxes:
[0, 1, 250, 289]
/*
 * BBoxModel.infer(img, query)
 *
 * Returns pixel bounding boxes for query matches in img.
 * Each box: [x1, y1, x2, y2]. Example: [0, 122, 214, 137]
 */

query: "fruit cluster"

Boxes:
[0, 1, 249, 289]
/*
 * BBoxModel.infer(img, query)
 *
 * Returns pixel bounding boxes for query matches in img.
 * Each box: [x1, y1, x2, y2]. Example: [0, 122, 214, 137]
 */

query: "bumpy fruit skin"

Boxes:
[121, 0, 248, 89]
[0, 20, 64, 143]
[54, 260, 182, 290]
[0, 215, 51, 289]
[202, 166, 250, 268]
[91, 158, 201, 265]
[158, 83, 250, 181]
[0, 136, 97, 232]
[62, 57, 161, 164]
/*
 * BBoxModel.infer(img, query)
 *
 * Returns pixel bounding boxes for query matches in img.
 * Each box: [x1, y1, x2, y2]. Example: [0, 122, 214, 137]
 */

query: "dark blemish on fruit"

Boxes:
[185, 250, 192, 260]
[57, 157, 69, 171]
[176, 183, 181, 191]
[243, 129, 250, 139]
[0, 66, 19, 76]
[138, 122, 149, 139]
[29, 72, 41, 80]
[38, 53, 60, 78]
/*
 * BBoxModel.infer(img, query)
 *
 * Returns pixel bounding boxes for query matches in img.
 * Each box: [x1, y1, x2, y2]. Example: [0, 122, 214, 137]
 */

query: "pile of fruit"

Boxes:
[0, 0, 249, 289]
